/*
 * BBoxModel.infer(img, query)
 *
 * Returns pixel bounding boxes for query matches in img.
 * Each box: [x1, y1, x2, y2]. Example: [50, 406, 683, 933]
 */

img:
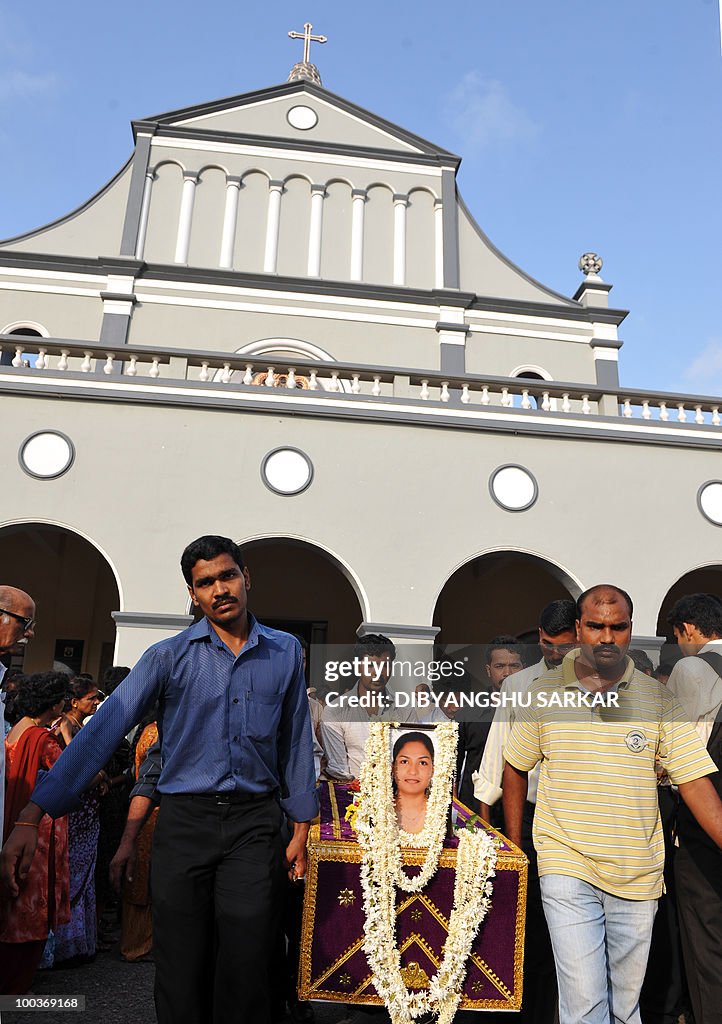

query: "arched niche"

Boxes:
[320, 180, 352, 281]
[406, 189, 435, 289]
[0, 522, 121, 680]
[363, 184, 394, 284]
[187, 166, 226, 269]
[234, 171, 269, 273]
[144, 162, 184, 264]
[277, 177, 311, 278]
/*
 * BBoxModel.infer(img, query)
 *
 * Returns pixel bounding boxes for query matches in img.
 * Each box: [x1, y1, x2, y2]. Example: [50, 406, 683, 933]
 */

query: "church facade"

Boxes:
[1, 51, 720, 680]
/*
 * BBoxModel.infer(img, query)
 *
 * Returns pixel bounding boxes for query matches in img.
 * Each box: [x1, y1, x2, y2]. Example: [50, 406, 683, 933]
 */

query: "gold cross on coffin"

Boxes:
[288, 22, 328, 64]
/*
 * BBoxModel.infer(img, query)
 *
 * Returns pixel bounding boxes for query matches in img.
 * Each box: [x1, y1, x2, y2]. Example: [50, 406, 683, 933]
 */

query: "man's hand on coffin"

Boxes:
[285, 821, 311, 882]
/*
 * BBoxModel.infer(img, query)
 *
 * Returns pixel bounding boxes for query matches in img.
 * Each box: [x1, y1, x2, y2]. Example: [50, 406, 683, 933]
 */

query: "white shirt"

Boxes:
[473, 658, 547, 806]
[667, 639, 722, 746]
[319, 683, 403, 780]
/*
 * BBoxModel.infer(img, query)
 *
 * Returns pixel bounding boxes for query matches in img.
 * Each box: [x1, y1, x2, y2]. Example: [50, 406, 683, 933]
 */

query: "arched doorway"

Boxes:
[656, 565, 722, 667]
[433, 550, 579, 647]
[0, 523, 120, 679]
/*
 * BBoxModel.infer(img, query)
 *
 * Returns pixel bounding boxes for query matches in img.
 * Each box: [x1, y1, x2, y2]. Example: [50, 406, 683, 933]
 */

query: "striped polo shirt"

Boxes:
[504, 650, 717, 899]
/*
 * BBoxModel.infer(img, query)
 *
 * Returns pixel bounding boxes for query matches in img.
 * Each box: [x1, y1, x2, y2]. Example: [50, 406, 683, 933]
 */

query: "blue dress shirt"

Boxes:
[33, 615, 318, 823]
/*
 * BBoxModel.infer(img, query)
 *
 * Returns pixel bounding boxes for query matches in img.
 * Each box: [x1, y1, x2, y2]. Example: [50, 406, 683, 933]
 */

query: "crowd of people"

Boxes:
[0, 657, 150, 989]
[0, 549, 721, 1024]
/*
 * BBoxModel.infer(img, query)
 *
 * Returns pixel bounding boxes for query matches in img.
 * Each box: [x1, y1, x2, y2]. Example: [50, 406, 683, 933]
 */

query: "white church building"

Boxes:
[1, 34, 720, 680]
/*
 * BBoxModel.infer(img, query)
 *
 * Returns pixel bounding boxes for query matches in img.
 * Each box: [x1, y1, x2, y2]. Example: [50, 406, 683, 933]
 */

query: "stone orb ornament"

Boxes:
[579, 252, 603, 276]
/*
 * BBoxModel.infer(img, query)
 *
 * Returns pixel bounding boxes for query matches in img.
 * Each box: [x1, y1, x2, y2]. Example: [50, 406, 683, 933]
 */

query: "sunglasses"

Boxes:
[0, 607, 35, 632]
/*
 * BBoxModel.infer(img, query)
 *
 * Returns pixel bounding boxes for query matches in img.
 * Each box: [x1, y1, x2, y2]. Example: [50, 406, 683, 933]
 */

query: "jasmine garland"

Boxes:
[355, 721, 497, 1024]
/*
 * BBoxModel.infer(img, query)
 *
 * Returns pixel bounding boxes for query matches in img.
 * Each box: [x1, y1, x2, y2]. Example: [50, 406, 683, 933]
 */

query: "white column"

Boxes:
[393, 194, 408, 287]
[174, 172, 198, 264]
[263, 180, 284, 273]
[350, 188, 366, 281]
[434, 198, 444, 289]
[134, 169, 155, 259]
[219, 176, 242, 269]
[307, 184, 325, 277]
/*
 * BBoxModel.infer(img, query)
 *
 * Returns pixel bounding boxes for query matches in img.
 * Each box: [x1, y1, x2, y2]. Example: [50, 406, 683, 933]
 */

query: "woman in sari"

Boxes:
[49, 675, 106, 964]
[0, 673, 69, 994]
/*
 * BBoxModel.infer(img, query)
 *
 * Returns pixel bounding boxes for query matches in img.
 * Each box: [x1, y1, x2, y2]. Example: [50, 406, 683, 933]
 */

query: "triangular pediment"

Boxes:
[141, 80, 459, 163]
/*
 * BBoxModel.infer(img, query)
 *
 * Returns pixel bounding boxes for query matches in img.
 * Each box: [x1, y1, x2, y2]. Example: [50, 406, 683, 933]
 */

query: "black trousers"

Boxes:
[674, 840, 722, 1024]
[519, 801, 558, 1024]
[640, 787, 687, 1024]
[151, 793, 284, 1024]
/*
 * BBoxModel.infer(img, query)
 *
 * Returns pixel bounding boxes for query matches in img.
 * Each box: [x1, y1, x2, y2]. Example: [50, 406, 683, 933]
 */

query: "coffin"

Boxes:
[299, 782, 528, 1011]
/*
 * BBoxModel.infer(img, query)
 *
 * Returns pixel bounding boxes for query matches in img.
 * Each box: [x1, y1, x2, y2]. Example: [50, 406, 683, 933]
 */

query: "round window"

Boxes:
[489, 465, 538, 512]
[698, 481, 722, 526]
[287, 105, 318, 130]
[19, 431, 75, 479]
[261, 448, 314, 495]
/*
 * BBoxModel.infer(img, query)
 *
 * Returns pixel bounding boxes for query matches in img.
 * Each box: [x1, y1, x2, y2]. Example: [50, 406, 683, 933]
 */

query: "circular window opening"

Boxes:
[262, 447, 314, 496]
[19, 431, 75, 480]
[489, 464, 538, 512]
[698, 481, 722, 526]
[287, 105, 318, 130]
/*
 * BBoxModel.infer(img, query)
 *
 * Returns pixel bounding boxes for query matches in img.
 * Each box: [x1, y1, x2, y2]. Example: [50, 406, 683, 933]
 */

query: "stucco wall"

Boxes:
[1, 391, 719, 649]
[0, 164, 132, 257]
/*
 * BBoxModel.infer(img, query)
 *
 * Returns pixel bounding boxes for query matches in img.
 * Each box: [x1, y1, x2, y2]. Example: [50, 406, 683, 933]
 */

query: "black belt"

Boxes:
[167, 791, 273, 805]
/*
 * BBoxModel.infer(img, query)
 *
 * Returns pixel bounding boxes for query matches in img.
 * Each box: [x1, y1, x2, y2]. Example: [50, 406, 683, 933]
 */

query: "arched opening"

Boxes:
[0, 523, 120, 679]
[1, 325, 45, 366]
[655, 565, 722, 667]
[190, 538, 366, 686]
[433, 550, 579, 649]
[513, 370, 553, 410]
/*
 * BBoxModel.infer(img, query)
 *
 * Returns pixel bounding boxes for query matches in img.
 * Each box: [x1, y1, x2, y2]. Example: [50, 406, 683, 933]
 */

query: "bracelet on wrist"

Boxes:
[14, 821, 39, 829]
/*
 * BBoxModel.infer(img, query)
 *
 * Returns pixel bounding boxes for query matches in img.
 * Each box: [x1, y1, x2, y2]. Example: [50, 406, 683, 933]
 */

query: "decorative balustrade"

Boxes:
[1, 334, 721, 431]
[617, 389, 722, 427]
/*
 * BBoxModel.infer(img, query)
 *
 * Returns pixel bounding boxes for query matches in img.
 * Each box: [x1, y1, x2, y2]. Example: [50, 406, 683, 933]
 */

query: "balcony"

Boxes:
[1, 334, 721, 449]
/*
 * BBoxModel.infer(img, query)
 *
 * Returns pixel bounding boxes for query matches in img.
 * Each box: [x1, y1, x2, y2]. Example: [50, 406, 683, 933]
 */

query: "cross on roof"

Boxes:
[288, 22, 327, 65]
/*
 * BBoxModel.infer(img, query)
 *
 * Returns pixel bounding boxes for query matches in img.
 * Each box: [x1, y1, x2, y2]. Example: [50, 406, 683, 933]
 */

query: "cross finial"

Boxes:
[288, 22, 327, 65]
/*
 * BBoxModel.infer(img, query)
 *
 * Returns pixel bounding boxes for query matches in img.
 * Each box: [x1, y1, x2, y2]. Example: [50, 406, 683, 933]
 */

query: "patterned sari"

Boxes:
[0, 726, 69, 993]
[49, 720, 99, 963]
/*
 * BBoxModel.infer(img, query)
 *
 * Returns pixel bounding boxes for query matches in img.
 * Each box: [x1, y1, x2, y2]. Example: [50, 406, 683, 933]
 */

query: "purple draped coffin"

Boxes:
[299, 782, 528, 1011]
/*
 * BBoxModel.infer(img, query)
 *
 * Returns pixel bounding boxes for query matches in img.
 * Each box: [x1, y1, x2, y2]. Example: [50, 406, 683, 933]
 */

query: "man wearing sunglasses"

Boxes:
[0, 586, 36, 851]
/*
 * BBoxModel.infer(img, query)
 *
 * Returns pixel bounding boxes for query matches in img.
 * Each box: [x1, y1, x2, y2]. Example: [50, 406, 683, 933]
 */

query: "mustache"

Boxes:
[213, 596, 238, 608]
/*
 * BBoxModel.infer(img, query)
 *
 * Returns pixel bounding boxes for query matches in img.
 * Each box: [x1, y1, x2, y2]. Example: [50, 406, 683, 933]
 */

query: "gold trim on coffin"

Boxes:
[298, 823, 528, 1010]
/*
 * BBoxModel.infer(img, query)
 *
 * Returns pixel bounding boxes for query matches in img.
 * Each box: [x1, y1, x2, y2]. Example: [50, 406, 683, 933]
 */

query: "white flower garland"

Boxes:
[355, 721, 497, 1023]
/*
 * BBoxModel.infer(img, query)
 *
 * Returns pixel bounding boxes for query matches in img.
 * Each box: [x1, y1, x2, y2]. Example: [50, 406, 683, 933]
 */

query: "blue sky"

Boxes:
[1, 1, 720, 393]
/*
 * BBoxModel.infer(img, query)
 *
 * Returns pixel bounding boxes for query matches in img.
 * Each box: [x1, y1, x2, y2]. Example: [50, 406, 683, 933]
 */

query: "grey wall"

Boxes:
[173, 94, 426, 154]
[2, 389, 720, 644]
[0, 165, 132, 257]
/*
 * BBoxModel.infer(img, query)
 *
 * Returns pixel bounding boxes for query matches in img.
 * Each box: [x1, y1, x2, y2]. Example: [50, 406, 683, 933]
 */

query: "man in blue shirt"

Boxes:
[1, 536, 318, 1023]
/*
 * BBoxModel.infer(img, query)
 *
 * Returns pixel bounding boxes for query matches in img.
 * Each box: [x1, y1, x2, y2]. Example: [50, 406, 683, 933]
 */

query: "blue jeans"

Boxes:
[540, 874, 658, 1024]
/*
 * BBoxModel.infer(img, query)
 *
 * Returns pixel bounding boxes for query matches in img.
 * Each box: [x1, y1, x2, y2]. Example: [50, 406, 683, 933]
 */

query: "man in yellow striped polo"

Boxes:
[502, 584, 722, 1024]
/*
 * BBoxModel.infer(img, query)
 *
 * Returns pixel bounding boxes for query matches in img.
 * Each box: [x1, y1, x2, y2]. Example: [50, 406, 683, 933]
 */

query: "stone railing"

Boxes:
[1, 334, 721, 430]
